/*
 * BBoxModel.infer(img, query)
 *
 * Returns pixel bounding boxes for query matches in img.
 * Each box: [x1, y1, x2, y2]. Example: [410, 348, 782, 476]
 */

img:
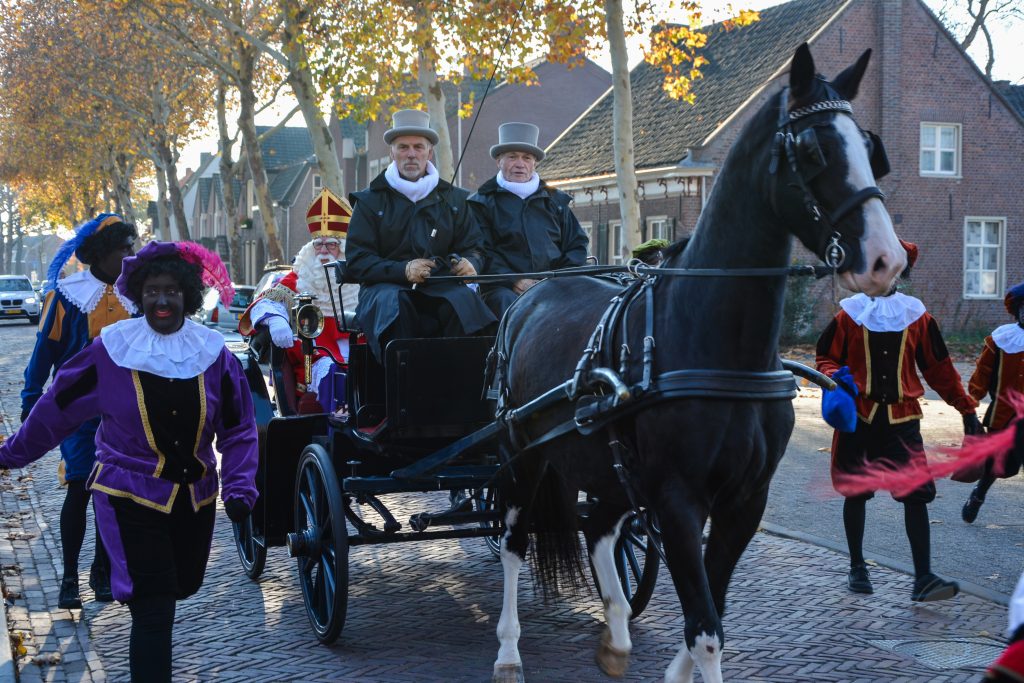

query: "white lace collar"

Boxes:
[839, 292, 926, 332]
[56, 270, 137, 315]
[100, 318, 225, 379]
[496, 171, 541, 199]
[992, 323, 1024, 354]
[384, 160, 440, 203]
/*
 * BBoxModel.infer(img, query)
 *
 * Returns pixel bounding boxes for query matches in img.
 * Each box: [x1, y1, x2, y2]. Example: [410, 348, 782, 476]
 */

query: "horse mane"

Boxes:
[661, 236, 690, 262]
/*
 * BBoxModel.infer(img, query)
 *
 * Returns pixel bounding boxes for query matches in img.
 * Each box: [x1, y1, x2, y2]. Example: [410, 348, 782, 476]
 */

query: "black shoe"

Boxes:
[961, 491, 985, 524]
[57, 576, 82, 609]
[912, 573, 959, 602]
[847, 564, 873, 594]
[89, 565, 113, 602]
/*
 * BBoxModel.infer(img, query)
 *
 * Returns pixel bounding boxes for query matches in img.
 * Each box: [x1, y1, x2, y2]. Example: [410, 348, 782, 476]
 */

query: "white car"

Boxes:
[0, 275, 41, 325]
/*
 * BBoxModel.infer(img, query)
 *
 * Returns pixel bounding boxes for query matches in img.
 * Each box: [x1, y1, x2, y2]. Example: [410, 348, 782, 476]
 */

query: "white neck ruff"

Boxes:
[839, 292, 926, 332]
[496, 171, 540, 199]
[992, 323, 1024, 354]
[385, 160, 439, 203]
[56, 270, 137, 315]
[101, 318, 224, 379]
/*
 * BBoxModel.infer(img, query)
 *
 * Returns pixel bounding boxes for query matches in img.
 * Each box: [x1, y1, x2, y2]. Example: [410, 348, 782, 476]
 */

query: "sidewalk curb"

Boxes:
[759, 520, 1011, 607]
[0, 578, 14, 683]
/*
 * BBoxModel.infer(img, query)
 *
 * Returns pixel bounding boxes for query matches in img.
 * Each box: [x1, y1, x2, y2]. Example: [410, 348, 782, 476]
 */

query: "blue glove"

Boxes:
[822, 366, 858, 433]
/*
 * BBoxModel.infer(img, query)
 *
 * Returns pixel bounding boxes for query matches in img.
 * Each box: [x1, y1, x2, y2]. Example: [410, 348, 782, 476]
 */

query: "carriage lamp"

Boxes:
[293, 293, 324, 386]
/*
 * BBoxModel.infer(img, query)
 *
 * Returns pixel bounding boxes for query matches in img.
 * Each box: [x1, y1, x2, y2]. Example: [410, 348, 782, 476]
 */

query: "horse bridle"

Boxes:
[768, 85, 890, 271]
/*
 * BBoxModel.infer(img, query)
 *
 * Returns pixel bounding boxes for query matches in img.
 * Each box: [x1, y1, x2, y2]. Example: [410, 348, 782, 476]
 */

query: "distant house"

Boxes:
[193, 126, 321, 284]
[542, 0, 1024, 333]
[13, 234, 64, 282]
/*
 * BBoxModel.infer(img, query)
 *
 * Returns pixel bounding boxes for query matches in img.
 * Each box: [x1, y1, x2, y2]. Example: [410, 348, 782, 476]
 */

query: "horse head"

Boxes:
[774, 43, 905, 297]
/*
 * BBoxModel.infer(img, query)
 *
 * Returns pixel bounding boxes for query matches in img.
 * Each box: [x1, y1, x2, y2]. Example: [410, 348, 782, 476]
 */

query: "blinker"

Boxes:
[794, 128, 826, 180]
[865, 130, 890, 179]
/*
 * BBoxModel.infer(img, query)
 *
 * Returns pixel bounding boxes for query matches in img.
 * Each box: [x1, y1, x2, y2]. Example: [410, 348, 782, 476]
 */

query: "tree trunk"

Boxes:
[158, 136, 191, 241]
[281, 5, 344, 194]
[114, 153, 136, 219]
[414, 5, 454, 180]
[237, 46, 283, 263]
[217, 78, 245, 282]
[605, 0, 641, 263]
[151, 151, 171, 240]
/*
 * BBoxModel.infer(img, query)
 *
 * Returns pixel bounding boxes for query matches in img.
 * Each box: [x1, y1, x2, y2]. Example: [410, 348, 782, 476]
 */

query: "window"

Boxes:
[963, 217, 1005, 299]
[609, 220, 624, 265]
[313, 174, 322, 191]
[580, 222, 594, 256]
[920, 123, 960, 176]
[369, 159, 380, 178]
[198, 214, 207, 238]
[647, 216, 671, 241]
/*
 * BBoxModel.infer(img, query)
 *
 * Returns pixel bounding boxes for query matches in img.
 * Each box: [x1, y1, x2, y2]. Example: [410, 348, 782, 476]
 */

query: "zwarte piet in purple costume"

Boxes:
[0, 241, 254, 683]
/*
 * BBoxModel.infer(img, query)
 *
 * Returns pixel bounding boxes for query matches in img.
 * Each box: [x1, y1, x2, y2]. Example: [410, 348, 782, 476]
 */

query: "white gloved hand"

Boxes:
[266, 316, 294, 348]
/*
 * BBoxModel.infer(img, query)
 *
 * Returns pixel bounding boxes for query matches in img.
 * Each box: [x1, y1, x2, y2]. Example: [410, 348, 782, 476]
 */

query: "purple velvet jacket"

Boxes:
[0, 338, 258, 513]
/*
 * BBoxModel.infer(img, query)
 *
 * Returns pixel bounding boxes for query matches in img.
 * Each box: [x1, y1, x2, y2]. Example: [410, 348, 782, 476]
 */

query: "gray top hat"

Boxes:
[490, 122, 544, 161]
[383, 109, 439, 145]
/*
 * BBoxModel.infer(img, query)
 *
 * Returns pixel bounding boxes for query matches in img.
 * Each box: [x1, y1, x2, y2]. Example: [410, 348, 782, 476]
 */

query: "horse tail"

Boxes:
[527, 458, 587, 602]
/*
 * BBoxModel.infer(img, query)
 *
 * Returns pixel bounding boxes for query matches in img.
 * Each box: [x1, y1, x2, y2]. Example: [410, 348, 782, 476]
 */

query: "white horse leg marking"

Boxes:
[664, 631, 723, 683]
[591, 514, 632, 654]
[494, 506, 524, 681]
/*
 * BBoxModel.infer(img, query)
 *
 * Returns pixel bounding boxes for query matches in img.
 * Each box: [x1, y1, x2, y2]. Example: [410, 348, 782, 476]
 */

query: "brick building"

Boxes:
[542, 0, 1024, 333]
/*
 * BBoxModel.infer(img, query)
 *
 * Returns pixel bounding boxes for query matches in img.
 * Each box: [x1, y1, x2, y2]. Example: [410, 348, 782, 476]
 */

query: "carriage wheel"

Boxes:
[232, 514, 267, 580]
[289, 444, 349, 645]
[471, 487, 503, 559]
[590, 510, 661, 619]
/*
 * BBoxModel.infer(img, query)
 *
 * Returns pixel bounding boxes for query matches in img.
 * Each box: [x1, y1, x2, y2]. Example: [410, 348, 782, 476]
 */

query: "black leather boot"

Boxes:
[58, 576, 82, 609]
[961, 488, 985, 523]
[847, 563, 873, 594]
[89, 565, 114, 602]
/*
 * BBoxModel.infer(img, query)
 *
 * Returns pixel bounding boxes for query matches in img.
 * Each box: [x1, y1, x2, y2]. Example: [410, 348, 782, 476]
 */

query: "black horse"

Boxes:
[490, 44, 906, 683]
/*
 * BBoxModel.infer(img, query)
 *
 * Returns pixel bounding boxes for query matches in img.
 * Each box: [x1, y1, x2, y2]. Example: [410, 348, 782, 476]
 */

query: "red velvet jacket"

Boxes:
[967, 335, 1024, 431]
[816, 309, 977, 424]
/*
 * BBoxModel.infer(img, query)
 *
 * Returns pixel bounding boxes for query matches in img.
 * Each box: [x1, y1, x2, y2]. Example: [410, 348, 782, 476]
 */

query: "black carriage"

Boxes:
[229, 263, 661, 645]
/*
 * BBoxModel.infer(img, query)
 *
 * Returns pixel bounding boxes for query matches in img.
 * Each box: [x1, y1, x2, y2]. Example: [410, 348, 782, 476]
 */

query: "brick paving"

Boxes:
[0, 324, 1013, 682]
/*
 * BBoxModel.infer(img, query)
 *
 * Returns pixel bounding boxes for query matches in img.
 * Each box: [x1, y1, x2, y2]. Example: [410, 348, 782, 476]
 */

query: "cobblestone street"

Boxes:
[0, 321, 1015, 682]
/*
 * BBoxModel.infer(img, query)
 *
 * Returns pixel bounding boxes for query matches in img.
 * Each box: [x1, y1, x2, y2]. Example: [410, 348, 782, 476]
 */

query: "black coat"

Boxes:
[346, 173, 495, 356]
[467, 177, 589, 276]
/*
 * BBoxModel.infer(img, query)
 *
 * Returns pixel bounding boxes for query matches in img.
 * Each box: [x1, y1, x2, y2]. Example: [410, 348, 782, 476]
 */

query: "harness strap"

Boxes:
[828, 186, 885, 225]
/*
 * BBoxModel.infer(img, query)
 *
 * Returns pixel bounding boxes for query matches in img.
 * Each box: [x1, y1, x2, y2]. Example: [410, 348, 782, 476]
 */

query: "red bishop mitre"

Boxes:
[306, 187, 352, 239]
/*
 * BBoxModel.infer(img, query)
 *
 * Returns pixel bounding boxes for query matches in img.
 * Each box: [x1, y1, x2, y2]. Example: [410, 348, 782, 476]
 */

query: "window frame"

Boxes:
[609, 220, 624, 265]
[919, 122, 962, 178]
[962, 215, 1006, 300]
[646, 215, 670, 242]
[579, 221, 594, 257]
[313, 173, 322, 191]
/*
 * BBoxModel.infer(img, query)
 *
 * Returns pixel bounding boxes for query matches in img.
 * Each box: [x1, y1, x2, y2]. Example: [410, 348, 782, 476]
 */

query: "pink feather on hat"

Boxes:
[177, 242, 235, 306]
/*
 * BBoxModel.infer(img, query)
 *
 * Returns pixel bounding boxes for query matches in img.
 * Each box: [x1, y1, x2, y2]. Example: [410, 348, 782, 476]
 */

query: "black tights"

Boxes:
[128, 594, 176, 683]
[60, 480, 108, 577]
[843, 497, 931, 577]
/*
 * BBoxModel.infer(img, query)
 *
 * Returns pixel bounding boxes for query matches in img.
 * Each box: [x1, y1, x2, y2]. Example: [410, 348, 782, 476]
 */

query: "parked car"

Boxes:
[196, 284, 256, 331]
[0, 275, 41, 325]
[253, 265, 292, 300]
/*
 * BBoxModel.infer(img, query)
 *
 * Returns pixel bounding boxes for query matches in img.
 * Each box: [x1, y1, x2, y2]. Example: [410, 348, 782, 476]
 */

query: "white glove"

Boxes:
[266, 316, 294, 348]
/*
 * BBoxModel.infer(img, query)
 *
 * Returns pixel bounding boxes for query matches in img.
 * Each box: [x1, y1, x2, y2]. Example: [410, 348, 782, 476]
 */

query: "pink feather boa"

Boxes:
[831, 391, 1024, 498]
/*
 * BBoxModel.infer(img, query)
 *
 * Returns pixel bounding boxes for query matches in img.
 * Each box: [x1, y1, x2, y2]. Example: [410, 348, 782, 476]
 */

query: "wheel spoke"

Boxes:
[299, 491, 316, 529]
[624, 541, 642, 582]
[616, 552, 634, 595]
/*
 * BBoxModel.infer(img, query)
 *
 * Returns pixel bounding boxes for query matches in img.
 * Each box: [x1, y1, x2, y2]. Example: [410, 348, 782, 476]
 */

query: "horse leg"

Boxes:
[658, 497, 723, 683]
[704, 489, 768, 619]
[493, 504, 528, 683]
[582, 505, 632, 677]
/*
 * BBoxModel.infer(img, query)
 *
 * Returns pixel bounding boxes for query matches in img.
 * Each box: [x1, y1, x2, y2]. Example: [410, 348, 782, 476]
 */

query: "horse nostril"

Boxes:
[872, 255, 888, 273]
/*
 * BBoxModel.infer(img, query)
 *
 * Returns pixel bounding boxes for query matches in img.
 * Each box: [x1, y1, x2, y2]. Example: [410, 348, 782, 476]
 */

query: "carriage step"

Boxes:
[344, 466, 499, 493]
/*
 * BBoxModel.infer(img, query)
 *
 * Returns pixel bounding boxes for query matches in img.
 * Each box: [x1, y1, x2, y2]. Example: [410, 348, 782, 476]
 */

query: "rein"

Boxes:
[426, 261, 834, 284]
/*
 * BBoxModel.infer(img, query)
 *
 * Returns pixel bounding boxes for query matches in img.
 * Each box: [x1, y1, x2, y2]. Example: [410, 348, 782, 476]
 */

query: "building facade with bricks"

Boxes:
[542, 0, 1024, 333]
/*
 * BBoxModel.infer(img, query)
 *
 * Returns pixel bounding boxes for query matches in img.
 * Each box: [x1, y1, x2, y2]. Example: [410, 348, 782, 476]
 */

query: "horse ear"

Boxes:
[832, 49, 872, 100]
[789, 43, 816, 100]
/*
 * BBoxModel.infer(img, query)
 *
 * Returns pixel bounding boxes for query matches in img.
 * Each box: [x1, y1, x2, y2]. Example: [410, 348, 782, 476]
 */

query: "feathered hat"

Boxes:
[116, 241, 234, 306]
[46, 213, 125, 290]
[306, 187, 352, 239]
[1005, 281, 1024, 317]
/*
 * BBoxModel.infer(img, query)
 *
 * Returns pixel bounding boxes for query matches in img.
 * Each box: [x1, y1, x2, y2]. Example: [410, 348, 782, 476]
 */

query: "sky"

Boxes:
[177, 0, 1023, 175]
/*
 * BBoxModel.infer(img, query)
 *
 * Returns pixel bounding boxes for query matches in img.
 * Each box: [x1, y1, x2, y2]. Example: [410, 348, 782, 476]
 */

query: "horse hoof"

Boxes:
[492, 663, 525, 683]
[596, 630, 630, 678]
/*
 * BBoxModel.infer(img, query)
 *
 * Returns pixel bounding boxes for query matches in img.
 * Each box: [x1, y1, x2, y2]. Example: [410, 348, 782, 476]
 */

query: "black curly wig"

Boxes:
[75, 222, 138, 265]
[125, 255, 205, 316]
